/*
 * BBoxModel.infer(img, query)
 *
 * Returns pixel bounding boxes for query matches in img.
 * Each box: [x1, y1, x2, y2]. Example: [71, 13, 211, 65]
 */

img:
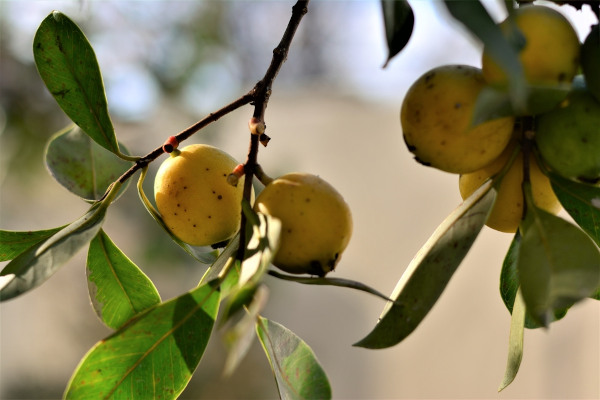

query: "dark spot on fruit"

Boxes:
[403, 135, 417, 152]
[424, 72, 435, 83]
[208, 215, 212, 219]
[177, 203, 181, 207]
[414, 156, 431, 167]
[205, 167, 210, 171]
[440, 140, 446, 146]
[183, 186, 188, 190]
[557, 72, 567, 82]
[193, 224, 197, 227]
[287, 228, 293, 233]
[426, 83, 434, 90]
[581, 137, 589, 143]
[305, 198, 311, 202]
[454, 102, 461, 109]
[218, 195, 222, 200]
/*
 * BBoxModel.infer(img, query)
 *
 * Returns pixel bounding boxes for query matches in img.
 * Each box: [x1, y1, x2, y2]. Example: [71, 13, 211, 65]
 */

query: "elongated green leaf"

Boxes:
[33, 11, 121, 156]
[267, 270, 394, 303]
[137, 167, 218, 264]
[0, 202, 107, 301]
[472, 84, 570, 126]
[45, 126, 133, 201]
[87, 230, 161, 330]
[0, 226, 65, 261]
[381, 0, 414, 68]
[256, 316, 331, 400]
[518, 190, 600, 327]
[498, 288, 526, 392]
[65, 281, 220, 400]
[354, 180, 496, 349]
[444, 0, 527, 113]
[550, 172, 600, 246]
[222, 284, 269, 377]
[500, 231, 568, 328]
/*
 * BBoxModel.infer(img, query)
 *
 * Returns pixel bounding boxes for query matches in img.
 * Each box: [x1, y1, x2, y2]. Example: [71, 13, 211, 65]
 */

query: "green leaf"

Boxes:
[267, 269, 394, 303]
[498, 288, 526, 392]
[45, 125, 133, 201]
[87, 230, 161, 330]
[500, 231, 568, 328]
[443, 0, 528, 113]
[0, 226, 65, 262]
[518, 191, 600, 327]
[472, 84, 570, 126]
[381, 0, 414, 68]
[137, 166, 218, 264]
[222, 284, 269, 377]
[550, 172, 600, 247]
[256, 316, 331, 400]
[354, 180, 496, 349]
[64, 281, 220, 400]
[0, 202, 108, 301]
[33, 11, 123, 156]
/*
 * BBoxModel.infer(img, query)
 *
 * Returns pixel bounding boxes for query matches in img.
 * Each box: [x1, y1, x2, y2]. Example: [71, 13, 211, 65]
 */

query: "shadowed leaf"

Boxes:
[0, 226, 65, 262]
[381, 0, 414, 67]
[498, 288, 526, 392]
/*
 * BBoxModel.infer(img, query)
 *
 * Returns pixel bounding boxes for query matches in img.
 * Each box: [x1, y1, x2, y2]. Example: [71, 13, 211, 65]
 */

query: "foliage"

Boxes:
[1, 1, 599, 398]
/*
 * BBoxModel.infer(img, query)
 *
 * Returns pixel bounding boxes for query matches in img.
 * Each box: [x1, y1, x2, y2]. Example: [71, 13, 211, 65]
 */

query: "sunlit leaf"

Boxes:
[381, 0, 414, 68]
[222, 284, 269, 377]
[498, 288, 526, 392]
[33, 11, 124, 157]
[87, 230, 161, 330]
[550, 172, 600, 246]
[0, 201, 108, 301]
[472, 84, 570, 126]
[45, 126, 133, 201]
[518, 188, 600, 327]
[256, 316, 331, 400]
[354, 180, 496, 349]
[137, 166, 218, 264]
[444, 0, 528, 112]
[267, 269, 394, 303]
[0, 226, 65, 262]
[499, 231, 568, 328]
[65, 281, 220, 400]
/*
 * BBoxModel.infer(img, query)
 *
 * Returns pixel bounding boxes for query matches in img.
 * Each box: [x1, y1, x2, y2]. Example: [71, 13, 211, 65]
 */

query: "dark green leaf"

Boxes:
[518, 190, 600, 327]
[137, 167, 218, 264]
[500, 231, 568, 328]
[354, 180, 496, 349]
[33, 12, 123, 156]
[0, 226, 65, 262]
[45, 126, 133, 201]
[444, 0, 528, 112]
[256, 316, 331, 400]
[472, 84, 570, 126]
[0, 202, 107, 301]
[498, 288, 526, 392]
[267, 269, 394, 303]
[381, 0, 414, 68]
[65, 281, 220, 400]
[87, 230, 161, 330]
[550, 172, 600, 247]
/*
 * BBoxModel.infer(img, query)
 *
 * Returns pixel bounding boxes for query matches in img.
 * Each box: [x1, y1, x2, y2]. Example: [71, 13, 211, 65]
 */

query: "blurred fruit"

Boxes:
[401, 64, 514, 174]
[459, 142, 561, 233]
[581, 24, 600, 102]
[154, 144, 245, 246]
[254, 173, 352, 276]
[535, 86, 600, 183]
[482, 5, 580, 86]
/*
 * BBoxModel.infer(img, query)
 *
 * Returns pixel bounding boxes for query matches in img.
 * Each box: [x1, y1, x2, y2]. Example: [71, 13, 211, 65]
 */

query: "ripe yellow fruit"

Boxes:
[401, 65, 514, 174]
[254, 173, 352, 276]
[459, 144, 561, 233]
[482, 5, 580, 86]
[154, 144, 245, 246]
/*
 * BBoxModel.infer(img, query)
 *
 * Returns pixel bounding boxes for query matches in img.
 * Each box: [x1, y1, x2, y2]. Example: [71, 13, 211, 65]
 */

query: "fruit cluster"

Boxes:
[401, 4, 600, 233]
[154, 143, 352, 277]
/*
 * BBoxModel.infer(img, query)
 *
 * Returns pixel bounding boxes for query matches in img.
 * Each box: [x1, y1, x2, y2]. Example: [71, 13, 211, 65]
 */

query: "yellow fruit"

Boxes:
[482, 5, 580, 86]
[154, 144, 245, 246]
[254, 173, 352, 276]
[401, 65, 514, 174]
[459, 143, 561, 233]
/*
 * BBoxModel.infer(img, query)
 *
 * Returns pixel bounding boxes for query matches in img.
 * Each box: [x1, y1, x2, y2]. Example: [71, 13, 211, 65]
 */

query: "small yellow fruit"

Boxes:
[401, 65, 515, 174]
[154, 144, 245, 246]
[482, 5, 580, 86]
[254, 173, 352, 276]
[459, 143, 561, 233]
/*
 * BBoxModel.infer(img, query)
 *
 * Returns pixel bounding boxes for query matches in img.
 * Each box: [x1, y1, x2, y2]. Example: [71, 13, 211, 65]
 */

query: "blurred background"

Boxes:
[0, 1, 598, 399]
